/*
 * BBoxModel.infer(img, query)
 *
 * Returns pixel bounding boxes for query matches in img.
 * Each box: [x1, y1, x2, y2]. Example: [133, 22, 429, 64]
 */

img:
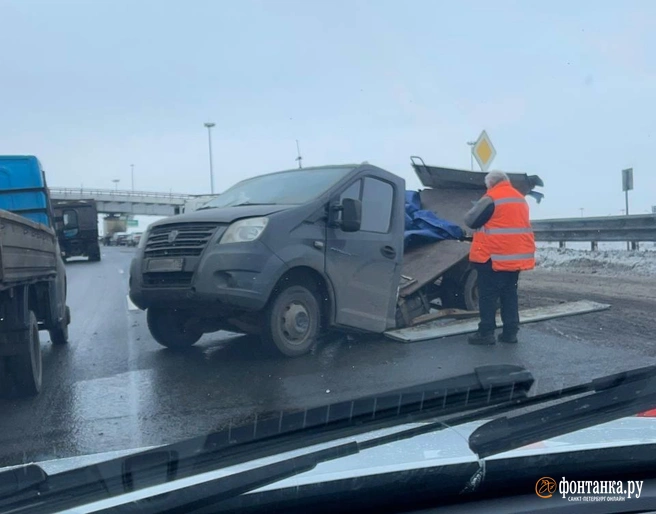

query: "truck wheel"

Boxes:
[461, 269, 479, 311]
[441, 269, 479, 311]
[49, 306, 70, 345]
[147, 307, 202, 349]
[9, 311, 42, 396]
[89, 247, 101, 262]
[263, 284, 321, 357]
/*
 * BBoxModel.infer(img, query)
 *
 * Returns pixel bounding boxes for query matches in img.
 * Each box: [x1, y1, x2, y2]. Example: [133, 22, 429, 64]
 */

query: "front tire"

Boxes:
[147, 307, 202, 349]
[9, 311, 42, 396]
[263, 284, 321, 357]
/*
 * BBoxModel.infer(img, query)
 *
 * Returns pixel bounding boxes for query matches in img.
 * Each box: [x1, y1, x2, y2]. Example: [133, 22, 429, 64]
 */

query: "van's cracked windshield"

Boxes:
[1, 2, 655, 513]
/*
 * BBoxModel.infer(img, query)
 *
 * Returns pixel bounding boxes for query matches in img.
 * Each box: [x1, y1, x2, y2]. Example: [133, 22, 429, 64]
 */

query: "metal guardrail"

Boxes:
[531, 214, 656, 246]
[50, 187, 197, 200]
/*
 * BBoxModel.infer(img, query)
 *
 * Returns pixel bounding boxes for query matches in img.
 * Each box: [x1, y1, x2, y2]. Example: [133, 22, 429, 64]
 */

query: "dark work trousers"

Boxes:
[473, 260, 520, 335]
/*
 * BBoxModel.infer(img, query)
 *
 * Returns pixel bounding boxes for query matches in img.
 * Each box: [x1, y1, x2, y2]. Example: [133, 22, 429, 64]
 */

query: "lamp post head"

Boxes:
[204, 122, 216, 128]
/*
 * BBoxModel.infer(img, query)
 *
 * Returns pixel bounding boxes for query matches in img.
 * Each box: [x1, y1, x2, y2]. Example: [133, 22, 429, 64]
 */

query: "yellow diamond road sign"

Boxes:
[472, 130, 496, 172]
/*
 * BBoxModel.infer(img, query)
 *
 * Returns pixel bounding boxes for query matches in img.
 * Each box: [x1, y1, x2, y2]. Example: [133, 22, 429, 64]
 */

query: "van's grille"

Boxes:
[143, 272, 193, 288]
[145, 223, 220, 257]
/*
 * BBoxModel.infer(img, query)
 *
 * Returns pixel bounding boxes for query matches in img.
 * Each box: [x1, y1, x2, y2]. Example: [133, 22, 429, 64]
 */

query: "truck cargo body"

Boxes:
[0, 155, 71, 397]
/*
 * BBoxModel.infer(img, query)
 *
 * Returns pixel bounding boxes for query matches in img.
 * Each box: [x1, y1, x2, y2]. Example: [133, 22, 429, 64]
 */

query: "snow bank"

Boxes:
[536, 247, 656, 277]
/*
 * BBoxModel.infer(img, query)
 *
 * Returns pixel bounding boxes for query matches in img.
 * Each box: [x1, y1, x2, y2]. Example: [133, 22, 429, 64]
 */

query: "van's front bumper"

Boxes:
[128, 241, 287, 312]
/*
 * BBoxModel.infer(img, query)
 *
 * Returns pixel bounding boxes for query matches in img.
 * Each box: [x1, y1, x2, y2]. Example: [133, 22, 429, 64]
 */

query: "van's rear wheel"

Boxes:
[264, 285, 321, 357]
[461, 269, 479, 311]
[147, 307, 202, 349]
[441, 269, 479, 311]
[9, 311, 42, 396]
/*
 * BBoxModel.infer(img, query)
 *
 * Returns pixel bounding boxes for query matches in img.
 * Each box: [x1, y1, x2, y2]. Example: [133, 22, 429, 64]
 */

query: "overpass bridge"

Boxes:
[49, 187, 215, 216]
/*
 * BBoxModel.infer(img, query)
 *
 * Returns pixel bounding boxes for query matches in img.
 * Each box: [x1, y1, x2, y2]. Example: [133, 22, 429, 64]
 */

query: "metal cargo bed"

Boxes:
[396, 158, 544, 326]
[0, 209, 58, 290]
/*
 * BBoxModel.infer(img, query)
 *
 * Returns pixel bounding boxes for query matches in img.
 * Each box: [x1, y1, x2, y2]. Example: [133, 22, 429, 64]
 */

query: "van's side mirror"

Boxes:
[340, 198, 362, 232]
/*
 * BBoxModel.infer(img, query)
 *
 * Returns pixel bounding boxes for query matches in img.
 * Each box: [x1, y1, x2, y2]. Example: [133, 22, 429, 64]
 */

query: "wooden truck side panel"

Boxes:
[0, 209, 58, 288]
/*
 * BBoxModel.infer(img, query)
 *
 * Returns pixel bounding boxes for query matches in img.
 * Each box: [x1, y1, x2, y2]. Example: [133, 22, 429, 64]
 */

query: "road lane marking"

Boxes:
[126, 295, 139, 311]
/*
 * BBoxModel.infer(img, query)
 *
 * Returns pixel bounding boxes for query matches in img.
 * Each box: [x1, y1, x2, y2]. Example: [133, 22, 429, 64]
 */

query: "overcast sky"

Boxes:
[1, 0, 655, 219]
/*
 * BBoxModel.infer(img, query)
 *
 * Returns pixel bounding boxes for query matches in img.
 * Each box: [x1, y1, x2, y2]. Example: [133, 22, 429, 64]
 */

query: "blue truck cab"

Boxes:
[0, 156, 53, 227]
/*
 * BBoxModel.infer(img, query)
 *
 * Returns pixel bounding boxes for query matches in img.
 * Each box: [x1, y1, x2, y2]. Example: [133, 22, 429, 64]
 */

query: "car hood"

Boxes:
[4, 415, 656, 488]
[151, 204, 295, 226]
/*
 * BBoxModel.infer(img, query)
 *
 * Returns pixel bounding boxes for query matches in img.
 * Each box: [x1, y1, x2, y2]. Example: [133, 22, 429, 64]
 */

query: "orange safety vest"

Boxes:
[469, 180, 535, 271]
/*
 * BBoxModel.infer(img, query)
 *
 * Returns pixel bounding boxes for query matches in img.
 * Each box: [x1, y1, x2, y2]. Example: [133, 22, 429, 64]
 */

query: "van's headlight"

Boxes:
[220, 217, 269, 244]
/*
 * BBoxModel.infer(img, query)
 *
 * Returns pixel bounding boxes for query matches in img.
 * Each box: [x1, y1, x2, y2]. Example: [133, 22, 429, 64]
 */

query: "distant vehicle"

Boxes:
[53, 199, 101, 262]
[0, 155, 71, 396]
[127, 232, 143, 247]
[129, 160, 542, 357]
[110, 232, 128, 246]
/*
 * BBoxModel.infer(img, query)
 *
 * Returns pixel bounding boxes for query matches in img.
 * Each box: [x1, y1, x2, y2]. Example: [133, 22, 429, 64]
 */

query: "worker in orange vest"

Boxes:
[463, 170, 535, 345]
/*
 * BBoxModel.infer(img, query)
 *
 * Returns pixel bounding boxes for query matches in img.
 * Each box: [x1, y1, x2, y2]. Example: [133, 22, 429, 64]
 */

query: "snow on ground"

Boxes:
[536, 244, 656, 277]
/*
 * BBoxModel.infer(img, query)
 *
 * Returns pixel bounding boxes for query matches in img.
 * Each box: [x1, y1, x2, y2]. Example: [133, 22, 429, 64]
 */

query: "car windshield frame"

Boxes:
[201, 166, 356, 209]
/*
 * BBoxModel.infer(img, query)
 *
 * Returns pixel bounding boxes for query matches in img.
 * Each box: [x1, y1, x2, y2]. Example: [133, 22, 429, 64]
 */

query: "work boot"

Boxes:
[498, 332, 518, 344]
[468, 331, 496, 345]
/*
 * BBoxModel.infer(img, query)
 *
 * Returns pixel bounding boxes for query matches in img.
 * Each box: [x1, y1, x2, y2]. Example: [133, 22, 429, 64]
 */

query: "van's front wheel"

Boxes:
[147, 307, 202, 349]
[264, 285, 321, 357]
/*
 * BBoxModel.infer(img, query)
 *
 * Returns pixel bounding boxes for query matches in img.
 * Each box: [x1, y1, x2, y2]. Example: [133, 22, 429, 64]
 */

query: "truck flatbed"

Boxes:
[400, 186, 482, 297]
[396, 159, 544, 326]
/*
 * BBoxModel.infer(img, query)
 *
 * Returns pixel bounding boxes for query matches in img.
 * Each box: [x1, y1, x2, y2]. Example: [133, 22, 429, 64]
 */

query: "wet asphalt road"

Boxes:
[0, 247, 654, 467]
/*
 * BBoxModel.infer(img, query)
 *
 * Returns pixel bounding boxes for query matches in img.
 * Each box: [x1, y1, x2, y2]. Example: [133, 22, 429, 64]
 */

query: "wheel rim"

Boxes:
[280, 301, 310, 345]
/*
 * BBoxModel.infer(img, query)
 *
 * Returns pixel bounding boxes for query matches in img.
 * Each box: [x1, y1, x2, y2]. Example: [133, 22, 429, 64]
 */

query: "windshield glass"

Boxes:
[201, 167, 354, 208]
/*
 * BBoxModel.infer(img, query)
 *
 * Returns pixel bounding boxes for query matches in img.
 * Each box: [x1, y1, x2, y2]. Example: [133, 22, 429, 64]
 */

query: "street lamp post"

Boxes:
[130, 164, 134, 191]
[466, 141, 476, 170]
[204, 122, 216, 194]
[112, 179, 120, 191]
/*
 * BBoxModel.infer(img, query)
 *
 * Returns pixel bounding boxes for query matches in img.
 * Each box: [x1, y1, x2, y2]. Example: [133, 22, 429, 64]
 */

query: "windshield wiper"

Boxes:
[148, 366, 656, 512]
[0, 465, 48, 500]
[197, 202, 277, 210]
[468, 364, 656, 458]
[0, 365, 534, 514]
[230, 202, 278, 207]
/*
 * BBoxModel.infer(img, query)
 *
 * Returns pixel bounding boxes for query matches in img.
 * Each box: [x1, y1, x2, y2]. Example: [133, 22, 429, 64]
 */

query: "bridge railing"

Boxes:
[50, 187, 197, 200]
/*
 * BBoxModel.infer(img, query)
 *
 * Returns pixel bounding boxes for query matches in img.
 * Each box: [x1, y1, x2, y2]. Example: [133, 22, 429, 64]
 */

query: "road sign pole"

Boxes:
[625, 189, 629, 216]
[622, 167, 633, 250]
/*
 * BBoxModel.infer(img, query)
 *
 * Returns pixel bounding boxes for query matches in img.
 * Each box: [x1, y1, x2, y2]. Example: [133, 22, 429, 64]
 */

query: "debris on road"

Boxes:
[385, 300, 611, 343]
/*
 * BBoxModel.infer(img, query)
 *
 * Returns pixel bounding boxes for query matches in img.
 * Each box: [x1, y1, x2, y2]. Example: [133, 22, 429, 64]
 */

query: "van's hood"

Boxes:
[151, 204, 295, 227]
[4, 415, 655, 485]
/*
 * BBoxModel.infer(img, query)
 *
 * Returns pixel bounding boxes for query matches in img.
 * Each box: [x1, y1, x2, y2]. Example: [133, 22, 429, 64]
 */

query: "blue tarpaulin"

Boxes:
[404, 190, 464, 249]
